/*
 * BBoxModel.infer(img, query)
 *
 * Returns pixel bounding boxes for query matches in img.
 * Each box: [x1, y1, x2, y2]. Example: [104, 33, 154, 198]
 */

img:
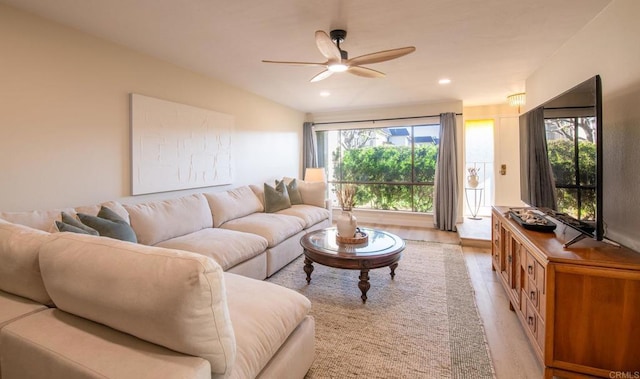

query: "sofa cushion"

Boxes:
[223, 273, 311, 379]
[0, 291, 47, 329]
[38, 233, 236, 376]
[77, 206, 137, 243]
[277, 204, 331, 229]
[0, 207, 75, 232]
[0, 220, 52, 305]
[124, 193, 213, 246]
[264, 181, 291, 213]
[0, 309, 211, 379]
[155, 228, 268, 271]
[219, 213, 305, 248]
[297, 179, 326, 208]
[205, 186, 264, 228]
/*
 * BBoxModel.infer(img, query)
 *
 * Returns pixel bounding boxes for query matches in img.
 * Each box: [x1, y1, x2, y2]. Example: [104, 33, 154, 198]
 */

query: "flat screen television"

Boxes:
[519, 75, 603, 246]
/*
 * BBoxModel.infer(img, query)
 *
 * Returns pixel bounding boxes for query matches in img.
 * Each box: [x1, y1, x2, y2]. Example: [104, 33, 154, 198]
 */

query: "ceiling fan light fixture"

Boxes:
[328, 63, 348, 72]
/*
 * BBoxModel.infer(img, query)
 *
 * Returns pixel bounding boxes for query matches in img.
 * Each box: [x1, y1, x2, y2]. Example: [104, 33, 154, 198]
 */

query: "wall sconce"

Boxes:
[507, 92, 526, 112]
[304, 167, 326, 182]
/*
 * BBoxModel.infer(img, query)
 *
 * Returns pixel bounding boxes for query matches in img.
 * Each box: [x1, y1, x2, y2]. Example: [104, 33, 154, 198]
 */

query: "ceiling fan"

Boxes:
[262, 29, 416, 82]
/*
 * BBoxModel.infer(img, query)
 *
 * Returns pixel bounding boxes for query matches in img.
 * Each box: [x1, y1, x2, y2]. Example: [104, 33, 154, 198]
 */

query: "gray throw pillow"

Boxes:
[277, 178, 303, 205]
[60, 212, 99, 235]
[264, 181, 291, 213]
[77, 206, 138, 243]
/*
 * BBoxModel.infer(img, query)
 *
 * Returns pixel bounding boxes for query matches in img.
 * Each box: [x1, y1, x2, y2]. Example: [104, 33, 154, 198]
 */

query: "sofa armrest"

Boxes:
[324, 199, 333, 224]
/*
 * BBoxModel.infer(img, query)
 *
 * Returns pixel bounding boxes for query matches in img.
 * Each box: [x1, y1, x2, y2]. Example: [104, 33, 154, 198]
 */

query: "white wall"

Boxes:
[0, 5, 305, 211]
[525, 0, 640, 250]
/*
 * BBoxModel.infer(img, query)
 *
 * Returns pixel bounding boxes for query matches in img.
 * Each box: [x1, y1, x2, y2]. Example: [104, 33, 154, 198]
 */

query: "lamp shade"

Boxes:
[304, 168, 326, 182]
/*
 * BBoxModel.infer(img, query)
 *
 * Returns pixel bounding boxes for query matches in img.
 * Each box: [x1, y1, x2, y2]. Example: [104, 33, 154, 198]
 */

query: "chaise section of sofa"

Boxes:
[223, 273, 315, 379]
[0, 232, 314, 378]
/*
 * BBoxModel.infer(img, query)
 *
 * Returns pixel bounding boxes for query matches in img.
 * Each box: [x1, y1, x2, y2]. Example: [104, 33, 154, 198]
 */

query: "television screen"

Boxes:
[519, 75, 603, 243]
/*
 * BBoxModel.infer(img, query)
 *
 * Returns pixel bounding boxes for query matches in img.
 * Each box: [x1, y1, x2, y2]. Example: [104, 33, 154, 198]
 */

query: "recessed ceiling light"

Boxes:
[320, 91, 331, 97]
[438, 78, 451, 85]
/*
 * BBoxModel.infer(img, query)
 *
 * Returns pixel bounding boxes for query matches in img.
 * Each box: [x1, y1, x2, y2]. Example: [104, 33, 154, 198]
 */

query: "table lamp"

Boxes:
[304, 168, 326, 182]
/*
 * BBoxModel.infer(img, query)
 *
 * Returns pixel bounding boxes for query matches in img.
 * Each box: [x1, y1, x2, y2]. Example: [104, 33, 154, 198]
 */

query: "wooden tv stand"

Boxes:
[491, 206, 640, 378]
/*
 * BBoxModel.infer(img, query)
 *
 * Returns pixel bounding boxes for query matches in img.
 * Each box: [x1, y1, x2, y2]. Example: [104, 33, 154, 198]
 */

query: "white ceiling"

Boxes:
[3, 0, 611, 113]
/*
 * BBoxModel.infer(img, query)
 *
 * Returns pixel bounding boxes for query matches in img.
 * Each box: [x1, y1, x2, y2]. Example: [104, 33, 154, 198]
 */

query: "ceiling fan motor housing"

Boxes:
[330, 29, 347, 43]
[330, 29, 348, 59]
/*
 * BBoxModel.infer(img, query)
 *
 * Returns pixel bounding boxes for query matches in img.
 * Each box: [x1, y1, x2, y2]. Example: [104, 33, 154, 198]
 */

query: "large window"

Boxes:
[545, 116, 596, 221]
[317, 124, 440, 212]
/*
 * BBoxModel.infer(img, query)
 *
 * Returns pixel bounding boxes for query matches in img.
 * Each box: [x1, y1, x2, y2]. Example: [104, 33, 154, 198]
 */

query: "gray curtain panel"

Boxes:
[526, 107, 557, 210]
[303, 122, 318, 169]
[434, 112, 458, 231]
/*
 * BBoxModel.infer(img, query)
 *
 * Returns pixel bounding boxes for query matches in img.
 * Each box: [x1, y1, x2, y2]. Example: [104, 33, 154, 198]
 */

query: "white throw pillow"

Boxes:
[297, 180, 326, 208]
[205, 186, 264, 228]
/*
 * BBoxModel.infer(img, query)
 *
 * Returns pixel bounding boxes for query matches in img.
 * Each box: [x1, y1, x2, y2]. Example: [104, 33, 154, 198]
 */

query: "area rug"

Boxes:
[267, 240, 495, 379]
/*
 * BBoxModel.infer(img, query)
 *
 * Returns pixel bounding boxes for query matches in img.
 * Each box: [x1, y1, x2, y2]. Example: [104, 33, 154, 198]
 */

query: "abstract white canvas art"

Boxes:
[130, 94, 234, 195]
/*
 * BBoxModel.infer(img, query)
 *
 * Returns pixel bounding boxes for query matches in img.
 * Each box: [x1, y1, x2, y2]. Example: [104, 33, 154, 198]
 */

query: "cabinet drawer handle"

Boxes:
[530, 291, 536, 301]
[527, 265, 534, 275]
[528, 316, 534, 326]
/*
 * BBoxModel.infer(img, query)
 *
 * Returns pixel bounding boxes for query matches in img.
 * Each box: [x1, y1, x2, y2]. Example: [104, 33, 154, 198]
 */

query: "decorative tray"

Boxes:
[509, 209, 557, 233]
[336, 230, 368, 244]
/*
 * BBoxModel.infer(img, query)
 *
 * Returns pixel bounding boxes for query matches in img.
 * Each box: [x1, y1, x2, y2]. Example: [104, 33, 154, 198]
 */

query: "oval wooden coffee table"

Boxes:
[300, 227, 405, 303]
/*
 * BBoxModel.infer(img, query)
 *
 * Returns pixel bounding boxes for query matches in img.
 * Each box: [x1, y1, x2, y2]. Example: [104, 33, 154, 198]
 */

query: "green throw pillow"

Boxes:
[55, 220, 99, 235]
[276, 178, 303, 205]
[60, 212, 99, 235]
[264, 181, 291, 213]
[77, 206, 138, 243]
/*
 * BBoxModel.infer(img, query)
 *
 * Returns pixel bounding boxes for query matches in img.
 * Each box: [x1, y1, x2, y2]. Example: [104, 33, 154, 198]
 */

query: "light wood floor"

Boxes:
[360, 223, 544, 379]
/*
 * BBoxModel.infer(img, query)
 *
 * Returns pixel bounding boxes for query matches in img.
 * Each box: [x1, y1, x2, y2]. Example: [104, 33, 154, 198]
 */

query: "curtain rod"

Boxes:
[312, 113, 463, 126]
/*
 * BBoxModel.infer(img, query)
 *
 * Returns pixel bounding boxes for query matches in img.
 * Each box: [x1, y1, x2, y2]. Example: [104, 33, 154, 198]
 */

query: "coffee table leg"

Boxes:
[358, 269, 370, 303]
[304, 257, 314, 284]
[390, 262, 398, 279]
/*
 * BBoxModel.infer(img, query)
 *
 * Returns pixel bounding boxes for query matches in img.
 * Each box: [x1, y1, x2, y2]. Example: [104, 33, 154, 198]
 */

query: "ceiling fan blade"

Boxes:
[310, 70, 334, 82]
[315, 30, 342, 61]
[261, 60, 326, 67]
[347, 46, 416, 66]
[347, 66, 386, 78]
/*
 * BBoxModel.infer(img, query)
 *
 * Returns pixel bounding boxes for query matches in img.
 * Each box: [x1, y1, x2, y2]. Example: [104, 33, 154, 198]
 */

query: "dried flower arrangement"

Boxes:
[467, 167, 480, 177]
[337, 184, 357, 211]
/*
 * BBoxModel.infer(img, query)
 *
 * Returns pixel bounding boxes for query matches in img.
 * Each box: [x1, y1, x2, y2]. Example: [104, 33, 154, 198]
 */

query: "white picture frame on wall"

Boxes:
[130, 93, 234, 195]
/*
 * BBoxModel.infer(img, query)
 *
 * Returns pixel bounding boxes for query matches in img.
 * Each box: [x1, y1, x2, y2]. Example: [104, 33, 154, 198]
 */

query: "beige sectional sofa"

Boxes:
[0, 181, 329, 378]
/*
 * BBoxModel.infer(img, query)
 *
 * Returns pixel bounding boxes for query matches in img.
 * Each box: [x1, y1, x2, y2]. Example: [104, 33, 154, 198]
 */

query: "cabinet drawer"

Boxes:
[526, 253, 536, 279]
[525, 252, 546, 290]
[527, 278, 539, 310]
[525, 298, 537, 335]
